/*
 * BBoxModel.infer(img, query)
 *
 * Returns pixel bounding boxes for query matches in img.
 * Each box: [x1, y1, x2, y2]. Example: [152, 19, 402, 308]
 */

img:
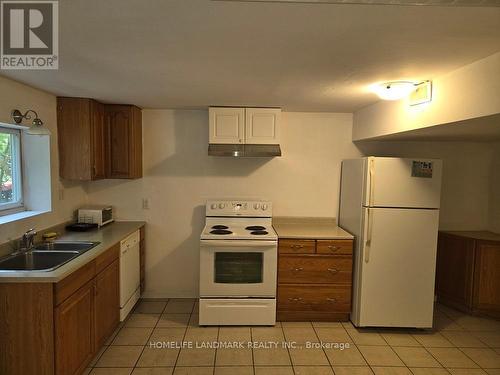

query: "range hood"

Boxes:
[208, 144, 282, 157]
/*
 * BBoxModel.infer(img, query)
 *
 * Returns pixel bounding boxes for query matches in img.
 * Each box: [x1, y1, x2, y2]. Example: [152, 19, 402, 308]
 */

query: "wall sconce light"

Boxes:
[11, 109, 50, 135]
[372, 81, 416, 101]
[372, 80, 433, 104]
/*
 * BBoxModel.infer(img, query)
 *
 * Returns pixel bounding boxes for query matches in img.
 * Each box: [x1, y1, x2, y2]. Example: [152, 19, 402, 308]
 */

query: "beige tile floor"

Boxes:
[83, 299, 500, 375]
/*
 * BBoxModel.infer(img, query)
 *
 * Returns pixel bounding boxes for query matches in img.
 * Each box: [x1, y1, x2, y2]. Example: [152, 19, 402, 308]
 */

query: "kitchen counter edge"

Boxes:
[273, 217, 353, 240]
[0, 221, 146, 283]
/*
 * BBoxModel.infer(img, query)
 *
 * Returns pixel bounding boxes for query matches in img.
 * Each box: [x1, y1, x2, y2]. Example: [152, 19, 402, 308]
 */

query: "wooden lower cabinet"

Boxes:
[0, 241, 123, 375]
[94, 260, 120, 349]
[55, 280, 95, 375]
[277, 238, 353, 321]
[436, 231, 500, 319]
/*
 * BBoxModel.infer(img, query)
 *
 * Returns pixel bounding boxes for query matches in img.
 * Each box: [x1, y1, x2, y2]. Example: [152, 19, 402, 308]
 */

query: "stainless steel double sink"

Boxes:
[0, 241, 100, 272]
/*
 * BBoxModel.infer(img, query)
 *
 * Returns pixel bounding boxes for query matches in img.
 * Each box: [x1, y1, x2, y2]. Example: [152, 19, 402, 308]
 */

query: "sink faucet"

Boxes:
[20, 229, 37, 252]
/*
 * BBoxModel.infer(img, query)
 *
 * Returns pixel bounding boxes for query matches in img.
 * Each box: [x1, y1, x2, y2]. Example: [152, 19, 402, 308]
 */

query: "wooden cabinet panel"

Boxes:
[473, 243, 500, 317]
[435, 233, 475, 310]
[279, 255, 352, 284]
[57, 97, 93, 180]
[105, 104, 142, 179]
[95, 260, 120, 348]
[0, 283, 54, 375]
[55, 280, 95, 375]
[245, 108, 281, 144]
[95, 243, 119, 274]
[55, 260, 96, 306]
[91, 100, 106, 179]
[278, 284, 351, 313]
[58, 97, 142, 180]
[436, 231, 500, 319]
[278, 239, 315, 254]
[317, 240, 353, 255]
[209, 107, 245, 144]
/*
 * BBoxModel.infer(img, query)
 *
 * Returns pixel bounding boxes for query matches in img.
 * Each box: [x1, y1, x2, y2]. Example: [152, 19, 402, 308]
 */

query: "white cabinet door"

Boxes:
[209, 107, 245, 144]
[245, 108, 281, 144]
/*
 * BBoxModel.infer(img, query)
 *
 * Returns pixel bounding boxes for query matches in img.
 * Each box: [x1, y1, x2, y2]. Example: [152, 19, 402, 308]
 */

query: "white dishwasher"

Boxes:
[120, 229, 141, 321]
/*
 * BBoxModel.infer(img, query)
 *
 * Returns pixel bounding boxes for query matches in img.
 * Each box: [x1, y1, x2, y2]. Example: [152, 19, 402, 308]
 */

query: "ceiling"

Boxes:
[2, 0, 500, 112]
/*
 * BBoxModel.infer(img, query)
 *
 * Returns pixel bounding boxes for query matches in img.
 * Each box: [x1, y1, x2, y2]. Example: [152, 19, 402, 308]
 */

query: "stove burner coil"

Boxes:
[212, 225, 229, 230]
[210, 229, 232, 235]
[245, 226, 266, 231]
[250, 230, 269, 235]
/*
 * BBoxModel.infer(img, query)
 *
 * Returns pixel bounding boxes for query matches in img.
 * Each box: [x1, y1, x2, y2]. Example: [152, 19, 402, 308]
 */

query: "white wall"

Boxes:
[0, 76, 87, 247]
[85, 110, 360, 297]
[353, 52, 500, 141]
[85, 109, 498, 298]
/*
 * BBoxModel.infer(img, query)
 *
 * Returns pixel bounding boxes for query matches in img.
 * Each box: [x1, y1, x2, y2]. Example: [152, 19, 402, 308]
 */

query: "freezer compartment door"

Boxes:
[357, 207, 439, 328]
[364, 157, 442, 209]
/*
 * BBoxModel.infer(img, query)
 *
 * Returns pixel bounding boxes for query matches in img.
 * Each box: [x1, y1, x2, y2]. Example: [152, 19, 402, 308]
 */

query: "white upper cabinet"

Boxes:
[209, 107, 281, 145]
[209, 107, 245, 144]
[245, 108, 281, 144]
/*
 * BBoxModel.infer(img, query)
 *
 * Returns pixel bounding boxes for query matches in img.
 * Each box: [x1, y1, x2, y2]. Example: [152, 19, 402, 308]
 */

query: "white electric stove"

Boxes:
[199, 199, 278, 326]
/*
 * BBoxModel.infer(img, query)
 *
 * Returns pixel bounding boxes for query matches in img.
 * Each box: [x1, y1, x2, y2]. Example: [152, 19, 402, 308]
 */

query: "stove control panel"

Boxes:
[206, 200, 272, 217]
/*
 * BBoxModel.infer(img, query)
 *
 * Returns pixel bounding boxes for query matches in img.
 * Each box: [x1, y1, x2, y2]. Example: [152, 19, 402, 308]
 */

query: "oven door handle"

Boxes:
[200, 240, 277, 248]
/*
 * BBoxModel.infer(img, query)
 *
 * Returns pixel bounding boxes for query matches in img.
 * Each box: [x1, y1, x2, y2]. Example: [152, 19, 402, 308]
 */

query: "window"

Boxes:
[0, 127, 23, 213]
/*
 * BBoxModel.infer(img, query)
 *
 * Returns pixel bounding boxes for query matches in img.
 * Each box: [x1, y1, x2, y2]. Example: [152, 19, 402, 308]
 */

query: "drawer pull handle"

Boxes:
[326, 297, 337, 303]
[288, 297, 304, 303]
[327, 245, 340, 251]
[292, 267, 303, 272]
[327, 268, 339, 274]
[291, 245, 304, 249]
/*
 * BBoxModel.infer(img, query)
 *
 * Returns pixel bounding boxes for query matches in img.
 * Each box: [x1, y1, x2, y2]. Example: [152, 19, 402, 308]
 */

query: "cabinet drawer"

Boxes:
[317, 240, 353, 255]
[95, 243, 119, 274]
[278, 284, 351, 312]
[279, 255, 352, 284]
[279, 239, 315, 254]
[55, 261, 96, 306]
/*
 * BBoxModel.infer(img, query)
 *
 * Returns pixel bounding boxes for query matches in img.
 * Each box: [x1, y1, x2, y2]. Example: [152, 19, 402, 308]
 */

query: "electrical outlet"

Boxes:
[142, 198, 150, 210]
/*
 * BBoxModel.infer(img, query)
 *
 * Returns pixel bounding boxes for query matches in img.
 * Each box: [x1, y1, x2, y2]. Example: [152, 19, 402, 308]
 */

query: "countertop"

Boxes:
[0, 221, 146, 282]
[441, 230, 500, 242]
[273, 217, 353, 240]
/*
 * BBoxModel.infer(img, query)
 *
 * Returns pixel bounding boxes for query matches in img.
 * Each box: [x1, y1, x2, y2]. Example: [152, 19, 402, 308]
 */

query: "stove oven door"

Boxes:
[200, 240, 277, 297]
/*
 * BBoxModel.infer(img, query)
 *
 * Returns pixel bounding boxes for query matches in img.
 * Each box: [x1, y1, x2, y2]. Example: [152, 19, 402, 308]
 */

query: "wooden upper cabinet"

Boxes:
[91, 101, 106, 179]
[209, 107, 245, 144]
[209, 107, 281, 145]
[105, 104, 143, 179]
[245, 108, 281, 144]
[57, 97, 103, 180]
[57, 97, 142, 180]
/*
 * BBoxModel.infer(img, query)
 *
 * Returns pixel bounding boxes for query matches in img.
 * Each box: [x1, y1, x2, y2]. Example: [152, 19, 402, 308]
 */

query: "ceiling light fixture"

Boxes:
[372, 81, 417, 101]
[11, 109, 50, 135]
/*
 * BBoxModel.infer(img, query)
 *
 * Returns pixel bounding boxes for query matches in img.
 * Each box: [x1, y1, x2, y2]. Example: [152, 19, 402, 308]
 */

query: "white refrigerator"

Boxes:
[339, 157, 443, 328]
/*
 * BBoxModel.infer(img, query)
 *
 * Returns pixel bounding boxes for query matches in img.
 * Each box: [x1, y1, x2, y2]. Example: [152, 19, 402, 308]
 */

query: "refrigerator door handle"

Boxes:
[369, 158, 375, 206]
[365, 208, 373, 263]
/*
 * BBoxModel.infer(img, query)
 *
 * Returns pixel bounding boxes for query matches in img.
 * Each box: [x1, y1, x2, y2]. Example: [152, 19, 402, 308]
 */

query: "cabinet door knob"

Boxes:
[327, 268, 339, 274]
[291, 244, 304, 249]
[292, 267, 303, 272]
[326, 297, 337, 303]
[288, 297, 303, 303]
[327, 245, 340, 251]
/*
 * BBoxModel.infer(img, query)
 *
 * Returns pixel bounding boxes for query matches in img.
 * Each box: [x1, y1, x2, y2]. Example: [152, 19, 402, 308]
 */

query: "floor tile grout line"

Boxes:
[279, 322, 296, 373]
[249, 324, 256, 375]
[131, 299, 168, 369]
[310, 320, 336, 373]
